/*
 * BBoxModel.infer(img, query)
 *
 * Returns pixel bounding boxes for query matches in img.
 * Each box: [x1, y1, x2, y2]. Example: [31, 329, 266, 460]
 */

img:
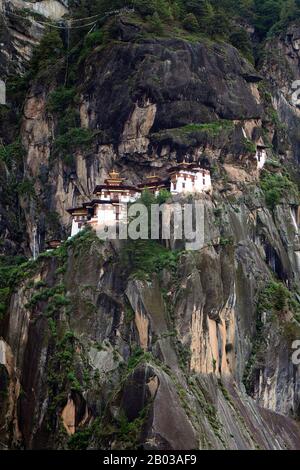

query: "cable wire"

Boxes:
[1, 6, 135, 29]
[1, 9, 98, 29]
[69, 7, 134, 22]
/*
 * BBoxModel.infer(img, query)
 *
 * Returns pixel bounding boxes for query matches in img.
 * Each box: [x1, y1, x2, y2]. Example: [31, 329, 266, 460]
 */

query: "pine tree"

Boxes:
[254, 0, 284, 37]
[150, 11, 164, 34]
[183, 13, 199, 32]
[210, 9, 230, 37]
[155, 0, 172, 20]
[230, 28, 254, 63]
[132, 0, 156, 16]
[280, 0, 300, 24]
[197, 1, 215, 35]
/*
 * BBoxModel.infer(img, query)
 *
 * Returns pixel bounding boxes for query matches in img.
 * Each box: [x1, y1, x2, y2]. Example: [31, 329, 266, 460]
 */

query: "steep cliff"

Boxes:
[1, 2, 300, 450]
[0, 0, 68, 78]
[1, 225, 300, 450]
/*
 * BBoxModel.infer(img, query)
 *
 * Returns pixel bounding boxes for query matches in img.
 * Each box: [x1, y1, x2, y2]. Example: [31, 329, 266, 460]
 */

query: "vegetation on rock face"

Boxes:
[151, 121, 235, 148]
[47, 86, 94, 163]
[0, 141, 24, 169]
[260, 170, 299, 210]
[0, 255, 28, 320]
[53, 128, 95, 160]
[171, 121, 234, 136]
[66, 0, 300, 63]
[120, 190, 180, 280]
[243, 280, 300, 393]
[257, 280, 300, 319]
[242, 139, 257, 155]
[47, 330, 84, 420]
[2, 0, 300, 452]
[47, 87, 78, 115]
[121, 239, 180, 280]
[28, 29, 65, 81]
[0, 229, 100, 322]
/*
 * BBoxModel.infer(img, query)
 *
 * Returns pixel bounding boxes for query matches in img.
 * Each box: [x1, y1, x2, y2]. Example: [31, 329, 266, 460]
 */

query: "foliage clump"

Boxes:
[257, 281, 300, 317]
[28, 29, 65, 80]
[47, 87, 77, 115]
[66, 0, 300, 62]
[122, 240, 180, 281]
[0, 141, 24, 169]
[53, 128, 95, 158]
[243, 280, 300, 392]
[0, 256, 27, 319]
[260, 170, 299, 210]
[47, 86, 94, 163]
[151, 120, 234, 147]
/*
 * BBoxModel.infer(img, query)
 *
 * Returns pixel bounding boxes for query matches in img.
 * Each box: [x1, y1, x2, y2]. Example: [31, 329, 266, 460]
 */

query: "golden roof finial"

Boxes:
[109, 170, 120, 178]
[105, 169, 125, 186]
[182, 157, 193, 166]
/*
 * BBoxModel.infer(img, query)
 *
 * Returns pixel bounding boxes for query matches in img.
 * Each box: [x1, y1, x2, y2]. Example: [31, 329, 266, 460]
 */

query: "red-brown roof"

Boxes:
[67, 206, 89, 215]
[93, 184, 139, 194]
[138, 179, 169, 189]
[167, 163, 199, 173]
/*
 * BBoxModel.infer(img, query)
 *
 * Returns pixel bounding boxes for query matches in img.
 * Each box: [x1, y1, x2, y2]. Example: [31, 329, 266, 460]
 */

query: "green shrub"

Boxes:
[121, 239, 180, 280]
[68, 427, 93, 450]
[229, 27, 254, 62]
[46, 329, 84, 421]
[47, 86, 82, 158]
[257, 281, 296, 316]
[25, 284, 67, 311]
[256, 281, 300, 343]
[0, 288, 10, 318]
[243, 279, 300, 392]
[17, 179, 36, 198]
[181, 121, 234, 135]
[61, 154, 75, 167]
[47, 87, 77, 114]
[0, 141, 24, 168]
[243, 139, 257, 154]
[156, 189, 172, 204]
[57, 111, 80, 139]
[152, 121, 234, 146]
[183, 13, 199, 32]
[260, 170, 299, 210]
[132, 0, 156, 16]
[127, 346, 148, 370]
[78, 30, 105, 62]
[150, 11, 164, 34]
[53, 128, 94, 155]
[214, 207, 222, 218]
[0, 256, 27, 319]
[219, 237, 234, 247]
[124, 303, 135, 324]
[65, 226, 103, 257]
[29, 29, 65, 79]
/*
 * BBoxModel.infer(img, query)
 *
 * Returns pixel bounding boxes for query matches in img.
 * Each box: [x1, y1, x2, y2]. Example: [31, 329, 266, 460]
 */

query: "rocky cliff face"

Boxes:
[1, 8, 300, 450]
[19, 32, 265, 252]
[0, 1, 68, 78]
[1, 227, 300, 450]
